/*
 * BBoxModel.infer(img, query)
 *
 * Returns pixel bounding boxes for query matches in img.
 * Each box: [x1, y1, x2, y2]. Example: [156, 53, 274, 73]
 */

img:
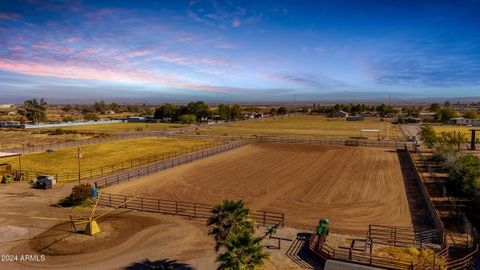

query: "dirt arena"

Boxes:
[107, 143, 413, 235]
[0, 183, 313, 269]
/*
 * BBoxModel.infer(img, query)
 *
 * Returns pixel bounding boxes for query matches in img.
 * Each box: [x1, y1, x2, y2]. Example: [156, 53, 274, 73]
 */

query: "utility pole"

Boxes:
[77, 146, 81, 185]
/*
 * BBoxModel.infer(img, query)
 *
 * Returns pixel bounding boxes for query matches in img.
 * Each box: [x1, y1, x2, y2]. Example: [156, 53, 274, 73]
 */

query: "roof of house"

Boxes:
[0, 152, 21, 158]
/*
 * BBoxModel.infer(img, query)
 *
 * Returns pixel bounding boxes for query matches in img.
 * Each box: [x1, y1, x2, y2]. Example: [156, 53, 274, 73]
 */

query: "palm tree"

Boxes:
[217, 230, 270, 270]
[207, 200, 254, 251]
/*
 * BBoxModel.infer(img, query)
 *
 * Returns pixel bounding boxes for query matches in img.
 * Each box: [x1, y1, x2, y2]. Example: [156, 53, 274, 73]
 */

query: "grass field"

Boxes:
[47, 122, 186, 133]
[0, 129, 95, 150]
[432, 125, 478, 140]
[3, 137, 210, 177]
[191, 115, 402, 140]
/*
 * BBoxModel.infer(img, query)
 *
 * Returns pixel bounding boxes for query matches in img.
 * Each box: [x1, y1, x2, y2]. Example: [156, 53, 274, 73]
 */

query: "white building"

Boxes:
[449, 118, 474, 125]
[0, 104, 14, 109]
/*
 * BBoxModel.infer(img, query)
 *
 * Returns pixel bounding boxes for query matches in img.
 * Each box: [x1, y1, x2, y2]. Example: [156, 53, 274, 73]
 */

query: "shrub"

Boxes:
[84, 113, 99, 121]
[51, 128, 65, 135]
[449, 155, 480, 196]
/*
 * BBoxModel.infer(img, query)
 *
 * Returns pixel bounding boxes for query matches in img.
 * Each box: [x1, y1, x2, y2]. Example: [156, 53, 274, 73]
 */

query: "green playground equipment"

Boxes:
[316, 217, 330, 237]
[1, 174, 13, 184]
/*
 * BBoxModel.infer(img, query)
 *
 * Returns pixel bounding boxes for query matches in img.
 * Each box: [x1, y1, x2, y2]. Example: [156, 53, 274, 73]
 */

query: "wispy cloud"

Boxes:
[272, 73, 349, 89]
[367, 40, 480, 87]
[127, 49, 153, 58]
[0, 12, 21, 21]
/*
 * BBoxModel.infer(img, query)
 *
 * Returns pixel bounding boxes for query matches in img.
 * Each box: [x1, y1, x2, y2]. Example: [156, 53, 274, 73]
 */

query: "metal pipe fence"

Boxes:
[94, 140, 249, 188]
[12, 141, 224, 182]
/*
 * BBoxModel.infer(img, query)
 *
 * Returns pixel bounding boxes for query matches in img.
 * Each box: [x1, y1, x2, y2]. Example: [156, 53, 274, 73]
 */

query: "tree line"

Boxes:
[311, 103, 396, 116]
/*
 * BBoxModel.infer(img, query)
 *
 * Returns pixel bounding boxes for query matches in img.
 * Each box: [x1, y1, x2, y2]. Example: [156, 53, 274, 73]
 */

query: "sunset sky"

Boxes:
[0, 0, 479, 102]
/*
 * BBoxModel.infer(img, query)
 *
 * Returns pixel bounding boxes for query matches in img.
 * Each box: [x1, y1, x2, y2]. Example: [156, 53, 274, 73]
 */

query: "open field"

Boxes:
[107, 142, 413, 235]
[0, 129, 95, 151]
[45, 122, 186, 133]
[431, 125, 477, 140]
[3, 137, 210, 177]
[190, 115, 403, 140]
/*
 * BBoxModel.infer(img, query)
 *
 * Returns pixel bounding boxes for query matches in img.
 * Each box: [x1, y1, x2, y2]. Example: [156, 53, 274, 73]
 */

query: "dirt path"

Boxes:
[107, 143, 413, 235]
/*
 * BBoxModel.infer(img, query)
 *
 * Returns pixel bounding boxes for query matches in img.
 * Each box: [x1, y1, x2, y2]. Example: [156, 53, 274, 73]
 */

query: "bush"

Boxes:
[51, 128, 65, 135]
[449, 155, 480, 196]
[84, 113, 99, 121]
[62, 116, 74, 122]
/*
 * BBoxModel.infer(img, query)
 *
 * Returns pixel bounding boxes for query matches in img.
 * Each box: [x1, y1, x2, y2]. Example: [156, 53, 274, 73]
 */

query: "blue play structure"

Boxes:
[91, 186, 98, 198]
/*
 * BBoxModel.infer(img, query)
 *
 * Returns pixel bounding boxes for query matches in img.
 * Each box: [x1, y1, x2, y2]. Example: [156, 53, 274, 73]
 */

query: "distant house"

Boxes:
[127, 117, 146, 123]
[104, 110, 116, 115]
[418, 112, 436, 120]
[346, 115, 365, 121]
[246, 112, 263, 119]
[449, 118, 473, 125]
[0, 104, 14, 109]
[0, 121, 24, 128]
[384, 112, 396, 118]
[331, 110, 348, 118]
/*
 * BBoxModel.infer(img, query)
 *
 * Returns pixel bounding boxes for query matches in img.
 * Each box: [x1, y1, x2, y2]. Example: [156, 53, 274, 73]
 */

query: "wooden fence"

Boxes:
[368, 225, 441, 248]
[308, 233, 415, 270]
[405, 145, 447, 248]
[95, 140, 249, 188]
[12, 141, 224, 182]
[170, 134, 411, 149]
[2, 132, 159, 154]
[98, 192, 285, 227]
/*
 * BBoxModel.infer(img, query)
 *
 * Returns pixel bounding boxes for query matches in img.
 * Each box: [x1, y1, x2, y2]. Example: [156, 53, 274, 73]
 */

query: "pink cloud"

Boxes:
[0, 12, 21, 21]
[66, 37, 80, 43]
[145, 54, 232, 67]
[0, 59, 175, 84]
[127, 49, 153, 58]
[232, 18, 241, 27]
[77, 47, 102, 56]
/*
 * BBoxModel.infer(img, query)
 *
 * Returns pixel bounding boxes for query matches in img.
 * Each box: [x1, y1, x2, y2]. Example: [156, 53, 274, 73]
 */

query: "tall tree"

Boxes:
[186, 101, 209, 120]
[463, 109, 478, 119]
[207, 200, 254, 251]
[436, 108, 458, 122]
[419, 125, 438, 148]
[24, 98, 48, 123]
[217, 230, 270, 270]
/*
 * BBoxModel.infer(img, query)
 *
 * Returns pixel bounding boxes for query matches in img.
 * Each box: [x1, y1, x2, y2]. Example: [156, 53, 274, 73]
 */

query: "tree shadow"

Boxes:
[126, 259, 195, 270]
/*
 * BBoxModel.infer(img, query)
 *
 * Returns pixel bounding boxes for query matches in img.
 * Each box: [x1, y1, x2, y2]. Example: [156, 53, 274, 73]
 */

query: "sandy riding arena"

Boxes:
[107, 143, 413, 235]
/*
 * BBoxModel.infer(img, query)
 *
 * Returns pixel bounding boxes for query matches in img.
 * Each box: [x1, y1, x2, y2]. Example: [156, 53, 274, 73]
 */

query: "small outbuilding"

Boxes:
[449, 118, 473, 125]
[346, 116, 365, 121]
[36, 175, 56, 189]
[331, 110, 349, 118]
